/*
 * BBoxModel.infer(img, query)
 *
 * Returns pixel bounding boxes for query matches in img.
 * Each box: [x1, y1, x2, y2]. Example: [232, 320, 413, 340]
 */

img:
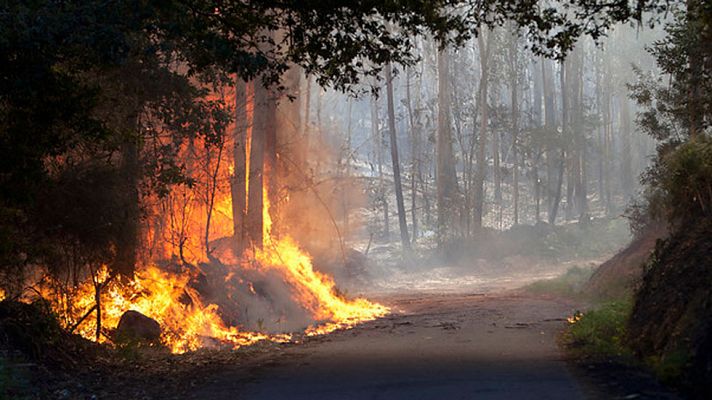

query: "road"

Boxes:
[190, 292, 587, 400]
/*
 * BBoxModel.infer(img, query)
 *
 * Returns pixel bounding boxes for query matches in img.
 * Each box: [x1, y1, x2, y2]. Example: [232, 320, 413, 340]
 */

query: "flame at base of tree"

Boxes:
[37, 264, 288, 353]
[33, 203, 387, 353]
[20, 79, 388, 354]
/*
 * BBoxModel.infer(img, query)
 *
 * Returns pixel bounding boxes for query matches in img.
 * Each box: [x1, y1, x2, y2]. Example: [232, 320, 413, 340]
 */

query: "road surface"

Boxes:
[190, 292, 587, 400]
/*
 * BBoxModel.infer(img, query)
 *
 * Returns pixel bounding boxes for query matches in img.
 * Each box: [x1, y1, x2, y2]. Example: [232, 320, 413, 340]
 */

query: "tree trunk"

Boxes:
[573, 48, 587, 219]
[474, 32, 493, 231]
[247, 81, 266, 247]
[371, 92, 389, 239]
[541, 58, 560, 224]
[231, 79, 248, 254]
[385, 64, 411, 252]
[436, 47, 457, 246]
[343, 99, 352, 235]
[406, 66, 420, 242]
[115, 135, 139, 276]
[508, 25, 520, 225]
[303, 75, 311, 152]
[620, 95, 633, 199]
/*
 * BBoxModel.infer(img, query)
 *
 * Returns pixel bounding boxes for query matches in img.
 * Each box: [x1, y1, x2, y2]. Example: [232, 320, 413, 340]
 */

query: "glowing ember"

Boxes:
[567, 311, 584, 324]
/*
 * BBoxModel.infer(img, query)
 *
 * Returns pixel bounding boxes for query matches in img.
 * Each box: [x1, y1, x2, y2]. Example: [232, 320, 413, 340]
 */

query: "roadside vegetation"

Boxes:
[532, 4, 712, 396]
[524, 266, 596, 299]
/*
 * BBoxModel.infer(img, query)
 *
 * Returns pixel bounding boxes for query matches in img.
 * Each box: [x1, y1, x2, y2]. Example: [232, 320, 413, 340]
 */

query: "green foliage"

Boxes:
[639, 136, 712, 227]
[628, 3, 712, 143]
[647, 350, 690, 383]
[525, 266, 594, 298]
[567, 300, 633, 358]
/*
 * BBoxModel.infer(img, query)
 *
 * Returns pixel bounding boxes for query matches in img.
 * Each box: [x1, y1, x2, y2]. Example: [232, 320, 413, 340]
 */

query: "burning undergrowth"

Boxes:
[9, 78, 389, 355]
[28, 230, 388, 354]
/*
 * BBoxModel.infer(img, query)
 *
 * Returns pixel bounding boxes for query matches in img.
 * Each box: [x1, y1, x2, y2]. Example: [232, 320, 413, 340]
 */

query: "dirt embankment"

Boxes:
[628, 221, 712, 398]
[583, 224, 666, 300]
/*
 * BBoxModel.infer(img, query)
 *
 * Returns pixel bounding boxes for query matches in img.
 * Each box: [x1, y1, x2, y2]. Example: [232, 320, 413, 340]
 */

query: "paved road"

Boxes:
[191, 292, 587, 400]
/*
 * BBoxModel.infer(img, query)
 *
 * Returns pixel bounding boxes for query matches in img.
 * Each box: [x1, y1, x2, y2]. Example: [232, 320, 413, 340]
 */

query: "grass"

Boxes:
[524, 266, 595, 298]
[565, 299, 633, 358]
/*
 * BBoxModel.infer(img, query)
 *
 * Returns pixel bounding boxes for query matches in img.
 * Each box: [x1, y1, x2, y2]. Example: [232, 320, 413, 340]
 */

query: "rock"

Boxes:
[115, 310, 161, 344]
[345, 248, 369, 278]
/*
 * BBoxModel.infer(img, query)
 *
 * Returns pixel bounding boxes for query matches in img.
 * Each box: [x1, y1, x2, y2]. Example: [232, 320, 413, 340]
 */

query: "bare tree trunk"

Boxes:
[573, 48, 587, 219]
[231, 79, 248, 254]
[115, 134, 140, 276]
[264, 88, 277, 237]
[620, 96, 633, 199]
[550, 150, 565, 225]
[247, 81, 266, 247]
[595, 53, 605, 208]
[602, 63, 613, 215]
[371, 93, 389, 239]
[542, 58, 561, 224]
[508, 25, 520, 226]
[493, 119, 501, 216]
[204, 141, 225, 260]
[474, 32, 492, 232]
[405, 66, 419, 242]
[303, 75, 311, 152]
[532, 58, 543, 224]
[385, 64, 411, 252]
[562, 58, 575, 221]
[343, 99, 352, 235]
[436, 47, 458, 246]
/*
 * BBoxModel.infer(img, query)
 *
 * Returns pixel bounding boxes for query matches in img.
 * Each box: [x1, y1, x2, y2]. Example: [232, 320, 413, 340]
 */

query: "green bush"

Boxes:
[567, 300, 633, 358]
[641, 136, 712, 227]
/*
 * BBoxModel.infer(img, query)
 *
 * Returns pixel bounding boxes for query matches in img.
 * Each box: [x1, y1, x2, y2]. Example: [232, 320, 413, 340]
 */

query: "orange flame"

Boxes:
[30, 77, 387, 353]
[37, 265, 289, 353]
[255, 187, 387, 334]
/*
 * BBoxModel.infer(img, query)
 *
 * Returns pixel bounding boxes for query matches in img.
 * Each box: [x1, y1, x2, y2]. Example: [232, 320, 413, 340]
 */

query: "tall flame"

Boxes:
[256, 187, 387, 335]
[32, 184, 386, 353]
[27, 77, 387, 353]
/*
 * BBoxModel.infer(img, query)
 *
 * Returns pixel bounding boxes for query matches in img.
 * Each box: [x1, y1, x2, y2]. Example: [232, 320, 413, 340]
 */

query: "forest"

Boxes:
[1, 0, 711, 399]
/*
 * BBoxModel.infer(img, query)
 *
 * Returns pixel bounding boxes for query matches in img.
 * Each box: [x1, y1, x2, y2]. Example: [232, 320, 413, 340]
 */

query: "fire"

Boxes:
[37, 264, 290, 353]
[567, 311, 584, 324]
[255, 236, 387, 334]
[27, 77, 387, 353]
[0, 287, 5, 301]
[32, 186, 386, 354]
[253, 187, 387, 334]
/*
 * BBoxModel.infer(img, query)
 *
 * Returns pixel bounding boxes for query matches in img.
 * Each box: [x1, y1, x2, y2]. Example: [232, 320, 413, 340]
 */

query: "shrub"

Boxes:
[567, 300, 633, 358]
[640, 136, 712, 228]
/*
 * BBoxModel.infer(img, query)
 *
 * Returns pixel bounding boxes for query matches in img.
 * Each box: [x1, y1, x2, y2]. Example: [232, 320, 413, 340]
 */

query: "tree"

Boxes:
[385, 64, 412, 252]
[436, 48, 458, 246]
[474, 30, 494, 231]
[231, 80, 249, 253]
[0, 0, 678, 277]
